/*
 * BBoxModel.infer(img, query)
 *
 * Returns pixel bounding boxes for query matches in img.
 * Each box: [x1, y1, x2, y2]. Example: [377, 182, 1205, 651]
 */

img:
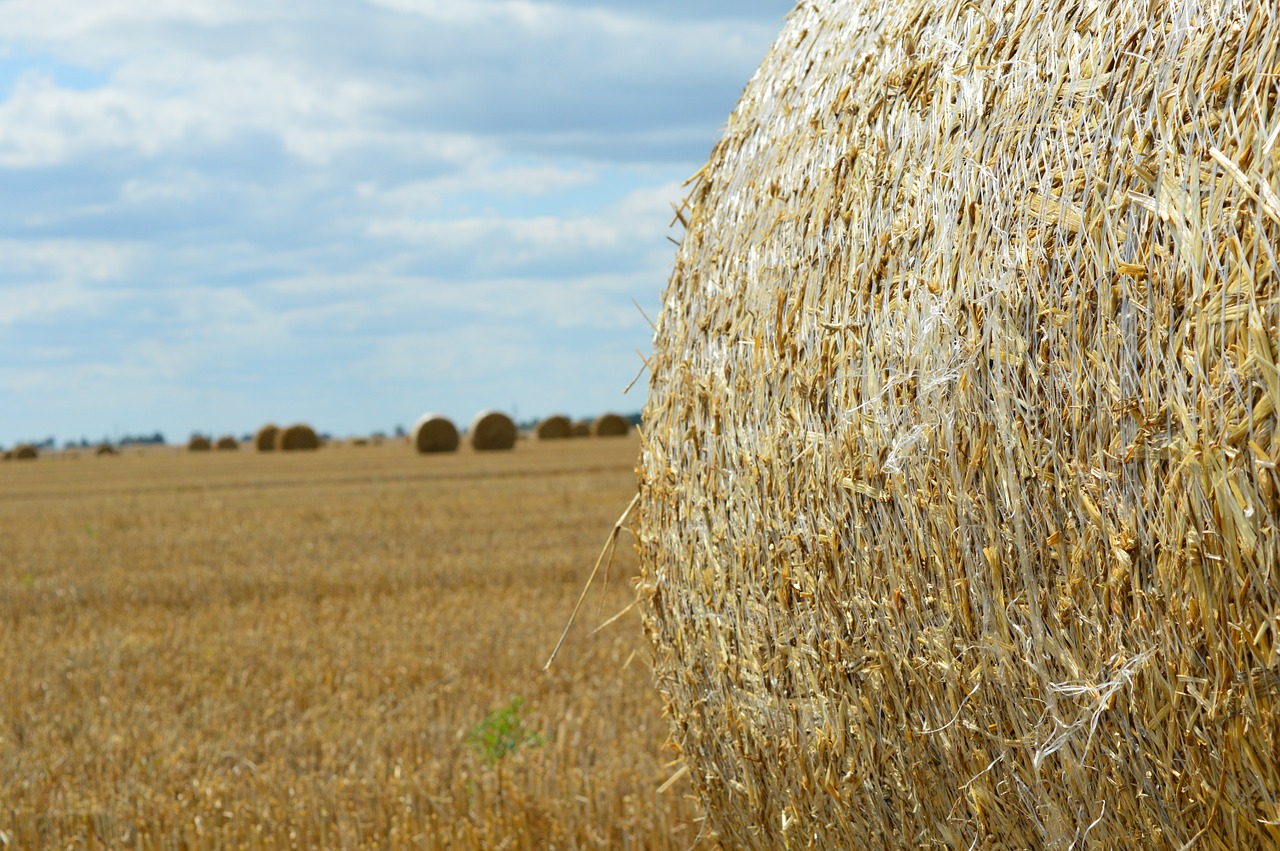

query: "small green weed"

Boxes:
[467, 697, 544, 765]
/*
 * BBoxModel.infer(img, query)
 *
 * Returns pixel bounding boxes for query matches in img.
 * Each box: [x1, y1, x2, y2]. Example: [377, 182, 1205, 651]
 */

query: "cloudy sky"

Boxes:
[0, 0, 794, 446]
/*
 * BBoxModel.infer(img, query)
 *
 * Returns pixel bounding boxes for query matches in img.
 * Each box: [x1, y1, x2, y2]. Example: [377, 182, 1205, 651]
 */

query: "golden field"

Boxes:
[0, 435, 710, 849]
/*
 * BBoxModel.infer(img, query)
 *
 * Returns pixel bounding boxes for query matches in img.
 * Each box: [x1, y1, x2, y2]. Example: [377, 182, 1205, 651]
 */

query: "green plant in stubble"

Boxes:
[467, 697, 544, 765]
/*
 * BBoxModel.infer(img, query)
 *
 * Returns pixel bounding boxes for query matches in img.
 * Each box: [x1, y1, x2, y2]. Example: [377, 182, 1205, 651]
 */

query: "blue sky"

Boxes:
[0, 0, 794, 446]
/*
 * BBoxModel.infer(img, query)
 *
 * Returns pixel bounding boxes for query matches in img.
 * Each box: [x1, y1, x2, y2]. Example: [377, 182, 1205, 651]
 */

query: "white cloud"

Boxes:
[364, 0, 553, 27]
[0, 240, 144, 324]
[0, 0, 793, 444]
[0, 0, 779, 165]
[0, 0, 255, 44]
[0, 281, 97, 325]
[356, 162, 599, 211]
[256, 264, 658, 334]
[365, 179, 683, 271]
[0, 54, 398, 166]
[120, 172, 207, 204]
[0, 238, 140, 277]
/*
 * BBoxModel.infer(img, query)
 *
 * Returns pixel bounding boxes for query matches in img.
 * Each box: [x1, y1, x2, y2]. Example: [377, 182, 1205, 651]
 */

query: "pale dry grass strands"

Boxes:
[214, 436, 239, 451]
[187, 435, 212, 452]
[412, 413, 460, 454]
[469, 410, 517, 451]
[591, 413, 630, 437]
[636, 1, 1280, 847]
[254, 424, 279, 452]
[536, 415, 573, 440]
[276, 424, 320, 452]
[546, 493, 640, 670]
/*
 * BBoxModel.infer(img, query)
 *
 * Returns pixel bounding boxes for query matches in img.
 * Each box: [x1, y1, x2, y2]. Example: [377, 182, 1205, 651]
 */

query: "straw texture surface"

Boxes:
[636, 0, 1280, 847]
[412, 413, 460, 454]
[254, 424, 279, 452]
[276, 424, 320, 452]
[536, 415, 573, 440]
[592, 413, 630, 437]
[469, 410, 517, 451]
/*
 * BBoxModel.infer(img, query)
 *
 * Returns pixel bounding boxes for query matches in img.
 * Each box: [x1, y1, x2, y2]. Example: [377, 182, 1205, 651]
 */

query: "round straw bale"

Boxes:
[12, 444, 38, 460]
[636, 3, 1280, 847]
[412, 413, 460, 454]
[253, 423, 279, 452]
[95, 444, 117, 456]
[535, 415, 572, 440]
[571, 420, 591, 437]
[590, 413, 629, 437]
[468, 410, 516, 451]
[275, 423, 319, 452]
[214, 435, 239, 451]
[187, 435, 211, 452]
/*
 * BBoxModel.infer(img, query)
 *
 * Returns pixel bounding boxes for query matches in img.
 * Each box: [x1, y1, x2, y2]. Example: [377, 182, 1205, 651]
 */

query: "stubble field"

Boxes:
[0, 435, 711, 849]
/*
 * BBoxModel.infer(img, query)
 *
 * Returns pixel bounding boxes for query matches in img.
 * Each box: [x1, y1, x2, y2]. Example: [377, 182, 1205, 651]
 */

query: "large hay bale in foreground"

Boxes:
[276, 423, 320, 452]
[214, 436, 239, 451]
[253, 424, 279, 452]
[187, 435, 212, 452]
[468, 410, 516, 451]
[535, 415, 572, 440]
[636, 2, 1280, 848]
[590, 413, 629, 437]
[412, 413, 459, 453]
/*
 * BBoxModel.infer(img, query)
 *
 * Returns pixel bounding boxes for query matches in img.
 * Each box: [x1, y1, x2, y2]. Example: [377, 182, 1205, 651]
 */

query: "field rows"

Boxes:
[0, 437, 711, 849]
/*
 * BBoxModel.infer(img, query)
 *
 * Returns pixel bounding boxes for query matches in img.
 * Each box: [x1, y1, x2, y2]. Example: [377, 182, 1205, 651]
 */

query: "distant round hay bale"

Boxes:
[535, 415, 572, 440]
[590, 413, 629, 437]
[571, 420, 591, 437]
[214, 436, 239, 451]
[253, 424, 279, 452]
[350, 437, 369, 447]
[275, 423, 320, 452]
[95, 444, 117, 457]
[412, 413, 459, 454]
[12, 444, 38, 460]
[468, 410, 516, 451]
[187, 435, 211, 452]
[636, 2, 1280, 848]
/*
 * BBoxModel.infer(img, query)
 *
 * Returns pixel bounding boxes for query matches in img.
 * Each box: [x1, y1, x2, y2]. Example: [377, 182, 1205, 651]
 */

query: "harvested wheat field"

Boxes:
[0, 435, 711, 849]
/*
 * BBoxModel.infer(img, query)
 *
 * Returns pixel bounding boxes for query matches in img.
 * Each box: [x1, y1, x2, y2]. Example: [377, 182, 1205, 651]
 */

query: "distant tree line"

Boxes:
[62, 431, 167, 449]
[15, 415, 644, 452]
